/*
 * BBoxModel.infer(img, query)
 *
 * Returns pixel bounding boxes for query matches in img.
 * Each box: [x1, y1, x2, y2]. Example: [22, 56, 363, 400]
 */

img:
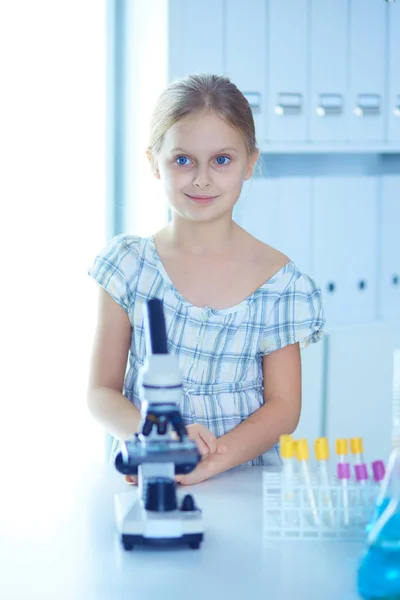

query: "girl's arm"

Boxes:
[87, 288, 141, 440]
[180, 342, 301, 485]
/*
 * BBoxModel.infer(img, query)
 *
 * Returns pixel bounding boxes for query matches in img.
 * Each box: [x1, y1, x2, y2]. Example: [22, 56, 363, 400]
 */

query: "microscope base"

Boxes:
[115, 490, 204, 550]
[121, 532, 203, 551]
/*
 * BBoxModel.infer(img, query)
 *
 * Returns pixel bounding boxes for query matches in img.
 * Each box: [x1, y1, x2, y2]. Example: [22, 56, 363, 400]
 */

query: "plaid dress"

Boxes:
[89, 234, 326, 465]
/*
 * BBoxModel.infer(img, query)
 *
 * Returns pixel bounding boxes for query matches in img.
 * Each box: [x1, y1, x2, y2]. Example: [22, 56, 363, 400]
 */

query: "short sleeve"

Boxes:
[260, 272, 326, 356]
[88, 234, 140, 312]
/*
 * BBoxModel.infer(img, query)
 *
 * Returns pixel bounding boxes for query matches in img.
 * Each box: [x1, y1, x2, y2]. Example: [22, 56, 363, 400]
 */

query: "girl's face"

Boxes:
[151, 109, 258, 223]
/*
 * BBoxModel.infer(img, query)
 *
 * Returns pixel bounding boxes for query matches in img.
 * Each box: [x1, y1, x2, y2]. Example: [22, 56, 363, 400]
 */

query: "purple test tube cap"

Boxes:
[355, 463, 368, 482]
[337, 462, 351, 480]
[371, 460, 385, 482]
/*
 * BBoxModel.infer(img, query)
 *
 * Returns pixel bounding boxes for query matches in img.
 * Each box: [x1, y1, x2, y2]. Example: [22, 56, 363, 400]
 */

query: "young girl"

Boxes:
[88, 73, 326, 486]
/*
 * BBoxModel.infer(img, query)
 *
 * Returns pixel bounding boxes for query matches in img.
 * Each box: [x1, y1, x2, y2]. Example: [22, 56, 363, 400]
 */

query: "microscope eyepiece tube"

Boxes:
[144, 298, 168, 355]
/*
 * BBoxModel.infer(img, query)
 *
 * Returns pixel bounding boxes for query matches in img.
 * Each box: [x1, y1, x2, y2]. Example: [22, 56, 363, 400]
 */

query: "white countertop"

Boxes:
[1, 463, 364, 600]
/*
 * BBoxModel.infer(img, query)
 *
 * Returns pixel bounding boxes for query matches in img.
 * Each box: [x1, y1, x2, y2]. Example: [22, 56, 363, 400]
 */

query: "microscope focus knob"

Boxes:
[144, 477, 177, 512]
[180, 494, 196, 512]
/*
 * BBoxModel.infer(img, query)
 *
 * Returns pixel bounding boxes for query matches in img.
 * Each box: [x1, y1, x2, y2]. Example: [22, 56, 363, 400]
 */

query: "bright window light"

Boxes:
[124, 0, 169, 235]
[0, 1, 107, 478]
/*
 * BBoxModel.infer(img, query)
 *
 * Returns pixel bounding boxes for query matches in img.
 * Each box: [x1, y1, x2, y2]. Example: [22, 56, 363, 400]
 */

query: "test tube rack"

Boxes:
[263, 471, 375, 540]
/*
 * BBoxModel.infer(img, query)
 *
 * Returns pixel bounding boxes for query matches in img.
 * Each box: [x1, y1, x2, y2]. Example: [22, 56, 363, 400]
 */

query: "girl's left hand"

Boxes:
[124, 462, 212, 486]
[124, 440, 227, 486]
[178, 458, 212, 486]
[124, 474, 185, 485]
[178, 442, 227, 486]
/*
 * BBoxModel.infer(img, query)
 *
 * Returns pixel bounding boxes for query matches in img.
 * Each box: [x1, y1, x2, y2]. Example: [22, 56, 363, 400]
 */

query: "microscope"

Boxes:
[114, 298, 204, 550]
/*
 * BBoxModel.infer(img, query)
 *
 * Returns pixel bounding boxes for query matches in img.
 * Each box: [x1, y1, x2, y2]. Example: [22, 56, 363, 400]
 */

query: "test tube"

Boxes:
[371, 460, 385, 493]
[351, 438, 370, 523]
[370, 460, 386, 509]
[367, 448, 400, 546]
[314, 437, 335, 526]
[294, 439, 319, 527]
[351, 437, 369, 483]
[365, 460, 386, 533]
[350, 436, 365, 463]
[336, 438, 351, 526]
[280, 434, 295, 500]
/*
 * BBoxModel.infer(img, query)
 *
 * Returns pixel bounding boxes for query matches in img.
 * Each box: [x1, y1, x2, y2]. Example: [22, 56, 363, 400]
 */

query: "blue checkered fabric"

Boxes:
[89, 234, 326, 465]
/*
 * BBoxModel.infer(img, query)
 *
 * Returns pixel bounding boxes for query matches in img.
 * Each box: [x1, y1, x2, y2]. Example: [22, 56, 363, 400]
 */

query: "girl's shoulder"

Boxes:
[240, 233, 293, 288]
[88, 234, 154, 312]
[95, 233, 151, 263]
[245, 236, 320, 299]
[257, 241, 292, 278]
[89, 233, 152, 285]
[107, 232, 145, 252]
[238, 227, 289, 264]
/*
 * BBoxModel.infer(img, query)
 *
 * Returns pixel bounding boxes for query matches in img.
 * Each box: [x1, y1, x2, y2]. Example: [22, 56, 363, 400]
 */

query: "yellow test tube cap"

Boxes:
[294, 438, 309, 461]
[336, 438, 349, 455]
[315, 437, 329, 461]
[350, 437, 363, 454]
[280, 434, 295, 458]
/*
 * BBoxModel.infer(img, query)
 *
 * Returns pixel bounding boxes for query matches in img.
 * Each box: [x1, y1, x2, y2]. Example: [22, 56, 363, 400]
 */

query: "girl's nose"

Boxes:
[192, 168, 212, 189]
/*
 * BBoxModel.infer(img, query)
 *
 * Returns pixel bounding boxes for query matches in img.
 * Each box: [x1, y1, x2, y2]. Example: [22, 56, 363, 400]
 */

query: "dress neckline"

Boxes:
[147, 235, 294, 316]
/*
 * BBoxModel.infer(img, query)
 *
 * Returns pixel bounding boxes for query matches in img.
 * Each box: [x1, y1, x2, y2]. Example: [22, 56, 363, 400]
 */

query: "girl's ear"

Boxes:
[244, 149, 259, 181]
[146, 148, 160, 179]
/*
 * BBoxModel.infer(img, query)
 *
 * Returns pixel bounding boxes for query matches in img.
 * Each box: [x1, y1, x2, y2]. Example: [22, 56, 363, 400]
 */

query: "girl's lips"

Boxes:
[185, 194, 218, 205]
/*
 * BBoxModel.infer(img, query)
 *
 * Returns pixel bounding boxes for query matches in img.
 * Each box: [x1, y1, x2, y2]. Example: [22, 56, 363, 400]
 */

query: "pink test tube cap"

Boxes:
[355, 463, 368, 482]
[337, 462, 351, 480]
[371, 460, 385, 482]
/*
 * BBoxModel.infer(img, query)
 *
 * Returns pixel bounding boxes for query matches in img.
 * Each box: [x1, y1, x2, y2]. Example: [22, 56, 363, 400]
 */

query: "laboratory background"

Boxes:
[0, 1, 399, 599]
[107, 0, 400, 464]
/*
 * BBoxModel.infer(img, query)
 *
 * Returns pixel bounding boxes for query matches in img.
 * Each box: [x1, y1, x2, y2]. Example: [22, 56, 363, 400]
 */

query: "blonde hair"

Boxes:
[147, 73, 258, 163]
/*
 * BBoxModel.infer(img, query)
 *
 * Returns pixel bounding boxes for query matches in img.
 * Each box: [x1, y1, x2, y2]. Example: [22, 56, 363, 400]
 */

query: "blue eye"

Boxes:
[215, 155, 230, 165]
[176, 156, 192, 166]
